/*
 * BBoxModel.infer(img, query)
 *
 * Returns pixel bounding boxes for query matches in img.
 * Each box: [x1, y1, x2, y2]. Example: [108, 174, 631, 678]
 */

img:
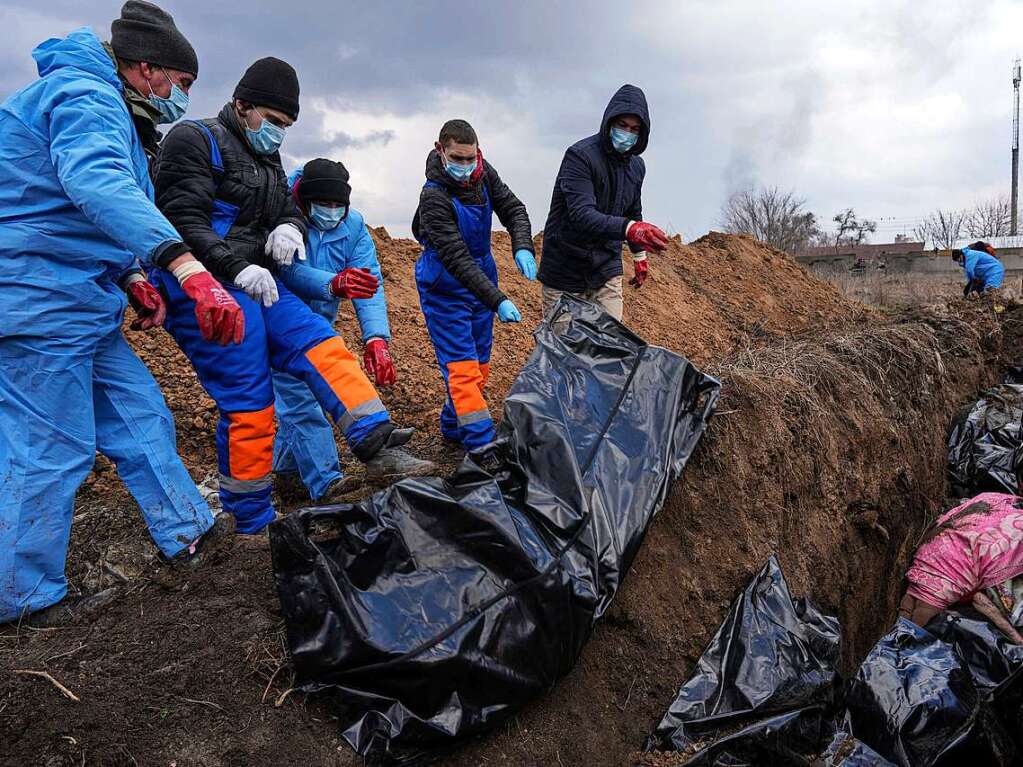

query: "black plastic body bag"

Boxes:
[269, 297, 720, 764]
[947, 384, 1023, 496]
[643, 556, 844, 765]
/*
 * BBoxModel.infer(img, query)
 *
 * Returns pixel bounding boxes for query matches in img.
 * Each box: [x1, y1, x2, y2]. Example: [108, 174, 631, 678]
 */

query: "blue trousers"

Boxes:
[153, 271, 389, 533]
[0, 329, 213, 622]
[271, 369, 342, 500]
[416, 252, 497, 451]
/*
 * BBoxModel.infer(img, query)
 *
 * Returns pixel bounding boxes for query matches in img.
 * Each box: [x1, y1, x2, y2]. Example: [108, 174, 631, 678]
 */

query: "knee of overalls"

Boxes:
[151, 268, 278, 532]
[263, 283, 390, 450]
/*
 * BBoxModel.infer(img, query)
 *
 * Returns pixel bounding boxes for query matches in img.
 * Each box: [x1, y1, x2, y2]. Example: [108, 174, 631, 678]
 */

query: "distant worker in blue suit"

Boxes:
[955, 240, 1005, 297]
[274, 159, 397, 501]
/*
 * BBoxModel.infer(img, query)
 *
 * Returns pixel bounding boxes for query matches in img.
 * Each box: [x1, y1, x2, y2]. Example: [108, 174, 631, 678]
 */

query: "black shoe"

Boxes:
[18, 588, 120, 628]
[365, 448, 437, 484]
[162, 512, 235, 567]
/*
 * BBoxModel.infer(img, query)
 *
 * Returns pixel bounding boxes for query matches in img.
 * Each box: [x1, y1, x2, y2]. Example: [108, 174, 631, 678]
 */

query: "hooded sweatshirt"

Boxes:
[538, 84, 650, 293]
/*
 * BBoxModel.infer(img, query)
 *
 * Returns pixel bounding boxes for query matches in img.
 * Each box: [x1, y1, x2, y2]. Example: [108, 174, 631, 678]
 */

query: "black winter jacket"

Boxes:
[412, 149, 534, 311]
[538, 84, 649, 292]
[154, 103, 306, 281]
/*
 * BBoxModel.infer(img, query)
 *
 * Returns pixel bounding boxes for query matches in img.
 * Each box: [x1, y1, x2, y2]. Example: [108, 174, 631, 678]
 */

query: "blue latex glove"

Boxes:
[514, 248, 537, 281]
[496, 299, 521, 323]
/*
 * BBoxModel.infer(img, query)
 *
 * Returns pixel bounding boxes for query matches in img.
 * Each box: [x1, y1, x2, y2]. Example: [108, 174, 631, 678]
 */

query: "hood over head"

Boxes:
[33, 27, 120, 89]
[600, 83, 650, 156]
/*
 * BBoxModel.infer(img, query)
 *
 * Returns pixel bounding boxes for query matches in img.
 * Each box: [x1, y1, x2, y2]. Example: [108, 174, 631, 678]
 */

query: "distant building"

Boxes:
[793, 242, 924, 260]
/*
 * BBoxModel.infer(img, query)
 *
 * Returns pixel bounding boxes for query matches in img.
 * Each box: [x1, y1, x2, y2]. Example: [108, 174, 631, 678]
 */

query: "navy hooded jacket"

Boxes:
[538, 84, 649, 292]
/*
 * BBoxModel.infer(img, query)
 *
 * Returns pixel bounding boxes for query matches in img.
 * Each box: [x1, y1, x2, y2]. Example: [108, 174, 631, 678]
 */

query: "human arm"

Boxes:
[347, 221, 391, 342]
[971, 591, 1023, 643]
[48, 87, 184, 267]
[418, 186, 507, 310]
[557, 148, 630, 240]
[154, 123, 249, 280]
[486, 163, 534, 256]
[277, 259, 336, 303]
[963, 250, 979, 282]
[624, 174, 646, 255]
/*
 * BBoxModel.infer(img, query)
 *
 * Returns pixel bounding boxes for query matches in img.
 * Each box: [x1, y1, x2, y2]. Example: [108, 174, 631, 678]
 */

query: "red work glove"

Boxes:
[180, 272, 245, 345]
[626, 221, 669, 253]
[363, 338, 396, 386]
[126, 279, 167, 330]
[630, 257, 649, 288]
[330, 268, 379, 299]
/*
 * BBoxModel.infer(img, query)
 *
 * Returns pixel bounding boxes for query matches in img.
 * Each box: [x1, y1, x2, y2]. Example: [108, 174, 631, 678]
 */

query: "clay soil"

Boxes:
[2, 231, 1020, 767]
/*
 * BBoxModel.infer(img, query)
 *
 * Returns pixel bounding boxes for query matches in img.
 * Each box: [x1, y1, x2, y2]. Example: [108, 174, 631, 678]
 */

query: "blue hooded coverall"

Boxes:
[415, 181, 497, 450]
[960, 246, 1005, 292]
[273, 171, 391, 499]
[0, 29, 213, 621]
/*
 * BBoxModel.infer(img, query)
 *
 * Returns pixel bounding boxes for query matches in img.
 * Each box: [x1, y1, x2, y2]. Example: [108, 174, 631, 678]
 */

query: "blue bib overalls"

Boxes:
[415, 181, 497, 451]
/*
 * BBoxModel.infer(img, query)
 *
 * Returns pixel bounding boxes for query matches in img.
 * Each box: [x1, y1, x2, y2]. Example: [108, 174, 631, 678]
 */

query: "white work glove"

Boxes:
[234, 264, 279, 307]
[264, 223, 306, 266]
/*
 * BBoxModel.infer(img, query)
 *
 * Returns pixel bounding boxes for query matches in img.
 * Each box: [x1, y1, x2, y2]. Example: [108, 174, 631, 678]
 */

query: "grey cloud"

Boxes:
[0, 0, 1016, 241]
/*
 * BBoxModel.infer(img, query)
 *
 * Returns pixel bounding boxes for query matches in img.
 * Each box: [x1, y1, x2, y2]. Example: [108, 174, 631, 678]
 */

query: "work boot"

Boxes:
[365, 448, 437, 483]
[161, 511, 235, 568]
[19, 588, 120, 628]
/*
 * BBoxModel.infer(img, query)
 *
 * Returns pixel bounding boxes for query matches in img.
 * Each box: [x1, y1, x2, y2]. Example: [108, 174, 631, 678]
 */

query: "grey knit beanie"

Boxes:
[110, 0, 198, 76]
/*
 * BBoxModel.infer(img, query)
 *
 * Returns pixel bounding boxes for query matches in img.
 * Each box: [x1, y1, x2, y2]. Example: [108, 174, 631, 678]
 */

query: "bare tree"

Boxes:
[912, 209, 966, 250]
[831, 208, 877, 248]
[809, 208, 877, 249]
[719, 186, 820, 252]
[964, 196, 1012, 238]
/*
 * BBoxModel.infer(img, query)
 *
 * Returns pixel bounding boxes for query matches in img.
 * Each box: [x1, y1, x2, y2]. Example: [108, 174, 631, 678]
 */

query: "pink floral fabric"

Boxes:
[906, 493, 1023, 610]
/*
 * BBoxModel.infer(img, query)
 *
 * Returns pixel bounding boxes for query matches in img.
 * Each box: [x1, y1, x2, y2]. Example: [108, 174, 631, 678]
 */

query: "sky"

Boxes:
[3, 0, 1021, 242]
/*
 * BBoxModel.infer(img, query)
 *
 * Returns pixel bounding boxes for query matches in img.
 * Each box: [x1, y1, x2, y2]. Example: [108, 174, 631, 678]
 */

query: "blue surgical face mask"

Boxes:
[309, 203, 347, 230]
[610, 126, 639, 153]
[444, 155, 477, 182]
[246, 112, 287, 155]
[147, 68, 189, 124]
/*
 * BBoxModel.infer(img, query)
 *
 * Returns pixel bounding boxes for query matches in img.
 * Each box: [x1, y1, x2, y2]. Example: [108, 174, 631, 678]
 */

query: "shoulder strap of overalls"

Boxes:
[190, 120, 224, 179]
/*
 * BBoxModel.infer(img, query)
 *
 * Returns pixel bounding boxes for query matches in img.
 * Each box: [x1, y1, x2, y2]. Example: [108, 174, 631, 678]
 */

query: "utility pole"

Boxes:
[1013, 58, 1020, 235]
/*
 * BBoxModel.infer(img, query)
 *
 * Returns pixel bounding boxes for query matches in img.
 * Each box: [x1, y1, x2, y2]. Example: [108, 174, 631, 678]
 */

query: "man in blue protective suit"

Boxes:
[954, 241, 1005, 297]
[154, 60, 435, 535]
[0, 1, 246, 626]
[274, 158, 398, 501]
[413, 119, 536, 452]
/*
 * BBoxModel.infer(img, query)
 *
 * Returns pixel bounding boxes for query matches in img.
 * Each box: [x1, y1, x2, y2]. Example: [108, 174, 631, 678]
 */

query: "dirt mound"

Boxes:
[1, 232, 1008, 767]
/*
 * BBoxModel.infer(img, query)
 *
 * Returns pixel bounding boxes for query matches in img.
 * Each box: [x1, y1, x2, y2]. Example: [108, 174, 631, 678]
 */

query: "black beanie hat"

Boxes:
[298, 159, 351, 206]
[110, 0, 198, 77]
[233, 57, 300, 120]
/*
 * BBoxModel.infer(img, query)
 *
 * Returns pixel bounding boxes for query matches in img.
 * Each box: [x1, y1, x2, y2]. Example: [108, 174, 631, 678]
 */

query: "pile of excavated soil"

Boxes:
[80, 229, 867, 500]
[2, 231, 1013, 767]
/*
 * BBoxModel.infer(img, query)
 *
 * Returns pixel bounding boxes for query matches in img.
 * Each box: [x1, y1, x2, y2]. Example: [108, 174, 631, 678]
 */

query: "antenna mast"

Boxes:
[1013, 58, 1020, 235]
